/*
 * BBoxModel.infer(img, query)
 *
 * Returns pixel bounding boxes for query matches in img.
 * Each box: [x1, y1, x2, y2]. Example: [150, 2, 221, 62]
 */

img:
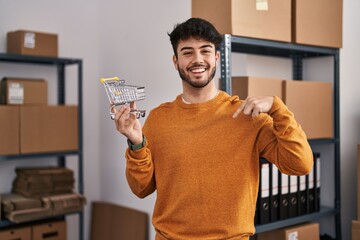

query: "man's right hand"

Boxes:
[112, 102, 143, 145]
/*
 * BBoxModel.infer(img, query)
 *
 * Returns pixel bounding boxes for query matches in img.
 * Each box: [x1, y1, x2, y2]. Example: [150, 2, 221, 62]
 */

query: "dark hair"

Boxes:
[168, 18, 223, 57]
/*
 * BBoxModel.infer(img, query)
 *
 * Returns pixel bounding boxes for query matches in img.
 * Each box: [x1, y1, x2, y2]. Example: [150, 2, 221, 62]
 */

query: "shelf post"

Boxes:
[57, 63, 66, 167]
[77, 60, 84, 240]
[220, 34, 232, 94]
[333, 49, 341, 240]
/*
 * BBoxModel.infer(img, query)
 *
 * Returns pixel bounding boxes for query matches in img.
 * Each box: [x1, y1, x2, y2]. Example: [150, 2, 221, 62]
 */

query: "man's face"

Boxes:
[173, 37, 219, 88]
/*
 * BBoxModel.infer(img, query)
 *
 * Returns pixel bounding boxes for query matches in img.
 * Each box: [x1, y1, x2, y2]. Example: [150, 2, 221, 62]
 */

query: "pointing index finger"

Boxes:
[233, 102, 245, 118]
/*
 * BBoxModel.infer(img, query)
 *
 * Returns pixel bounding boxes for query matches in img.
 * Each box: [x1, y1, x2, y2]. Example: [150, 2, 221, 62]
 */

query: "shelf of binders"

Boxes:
[0, 53, 84, 240]
[220, 35, 341, 239]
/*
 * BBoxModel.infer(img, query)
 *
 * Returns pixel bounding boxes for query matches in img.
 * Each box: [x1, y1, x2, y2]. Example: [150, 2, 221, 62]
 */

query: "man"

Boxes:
[113, 18, 313, 240]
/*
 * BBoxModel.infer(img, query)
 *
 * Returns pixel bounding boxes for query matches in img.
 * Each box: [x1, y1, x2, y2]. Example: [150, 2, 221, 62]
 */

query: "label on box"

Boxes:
[288, 231, 298, 240]
[8, 82, 24, 104]
[24, 32, 35, 49]
[256, 0, 268, 11]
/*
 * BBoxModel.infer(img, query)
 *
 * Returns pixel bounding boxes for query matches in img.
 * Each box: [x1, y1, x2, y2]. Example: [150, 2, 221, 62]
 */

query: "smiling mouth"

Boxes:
[189, 66, 207, 73]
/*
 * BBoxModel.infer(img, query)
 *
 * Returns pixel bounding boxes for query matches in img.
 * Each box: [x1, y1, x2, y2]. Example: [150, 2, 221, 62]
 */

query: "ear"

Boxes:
[215, 51, 220, 64]
[173, 55, 178, 70]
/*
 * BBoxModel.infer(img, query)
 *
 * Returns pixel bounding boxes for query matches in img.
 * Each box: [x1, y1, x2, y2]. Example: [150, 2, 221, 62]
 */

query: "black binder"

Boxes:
[289, 175, 298, 218]
[270, 164, 279, 222]
[258, 161, 270, 224]
[299, 175, 307, 215]
[314, 152, 321, 212]
[279, 172, 289, 220]
[307, 159, 315, 214]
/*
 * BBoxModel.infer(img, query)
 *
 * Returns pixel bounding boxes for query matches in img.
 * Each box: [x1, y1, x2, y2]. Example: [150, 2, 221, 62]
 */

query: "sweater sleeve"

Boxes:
[125, 143, 156, 198]
[258, 96, 313, 175]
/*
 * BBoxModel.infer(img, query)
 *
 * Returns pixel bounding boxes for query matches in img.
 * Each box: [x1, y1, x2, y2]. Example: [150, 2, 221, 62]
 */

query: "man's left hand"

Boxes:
[233, 96, 274, 118]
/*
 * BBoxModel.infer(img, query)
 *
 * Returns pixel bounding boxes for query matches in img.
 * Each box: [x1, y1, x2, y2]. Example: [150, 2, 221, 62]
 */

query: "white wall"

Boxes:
[97, 2, 189, 239]
[340, 0, 360, 239]
[0, 1, 101, 239]
[0, 0, 359, 240]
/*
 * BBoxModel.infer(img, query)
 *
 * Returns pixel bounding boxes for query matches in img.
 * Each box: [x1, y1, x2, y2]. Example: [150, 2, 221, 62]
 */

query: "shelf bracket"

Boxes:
[292, 53, 303, 80]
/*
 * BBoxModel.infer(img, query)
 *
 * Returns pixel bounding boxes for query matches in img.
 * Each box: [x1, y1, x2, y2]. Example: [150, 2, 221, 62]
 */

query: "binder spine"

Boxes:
[279, 172, 289, 220]
[289, 175, 298, 218]
[299, 175, 307, 215]
[314, 152, 321, 212]
[258, 162, 270, 224]
[270, 164, 279, 222]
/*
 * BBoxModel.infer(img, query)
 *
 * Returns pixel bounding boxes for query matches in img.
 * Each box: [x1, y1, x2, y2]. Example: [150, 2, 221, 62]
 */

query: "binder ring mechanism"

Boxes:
[100, 77, 146, 120]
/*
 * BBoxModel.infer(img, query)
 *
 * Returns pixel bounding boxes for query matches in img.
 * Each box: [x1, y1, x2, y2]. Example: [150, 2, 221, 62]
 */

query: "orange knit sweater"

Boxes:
[125, 91, 313, 240]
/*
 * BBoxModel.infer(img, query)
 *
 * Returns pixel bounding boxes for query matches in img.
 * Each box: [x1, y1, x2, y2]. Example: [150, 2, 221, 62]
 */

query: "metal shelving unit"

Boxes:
[220, 34, 341, 239]
[0, 53, 84, 240]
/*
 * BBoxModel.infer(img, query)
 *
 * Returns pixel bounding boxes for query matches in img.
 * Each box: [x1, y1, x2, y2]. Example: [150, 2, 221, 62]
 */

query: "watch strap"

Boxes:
[127, 135, 146, 151]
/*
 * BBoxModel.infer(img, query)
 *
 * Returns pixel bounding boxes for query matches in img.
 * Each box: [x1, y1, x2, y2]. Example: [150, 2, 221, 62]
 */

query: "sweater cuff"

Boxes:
[127, 144, 148, 159]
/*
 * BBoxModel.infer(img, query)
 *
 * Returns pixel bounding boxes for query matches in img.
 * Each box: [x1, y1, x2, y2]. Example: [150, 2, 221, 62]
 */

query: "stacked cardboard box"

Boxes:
[0, 106, 19, 155]
[192, 0, 292, 42]
[20, 105, 78, 154]
[257, 222, 320, 240]
[1, 192, 85, 224]
[231, 76, 333, 139]
[0, 167, 85, 224]
[0, 77, 78, 155]
[12, 167, 74, 197]
[292, 0, 342, 48]
[42, 193, 86, 216]
[32, 221, 66, 240]
[0, 226, 31, 240]
[0, 220, 66, 240]
[1, 193, 51, 223]
[7, 30, 58, 57]
[0, 78, 48, 105]
[192, 0, 342, 48]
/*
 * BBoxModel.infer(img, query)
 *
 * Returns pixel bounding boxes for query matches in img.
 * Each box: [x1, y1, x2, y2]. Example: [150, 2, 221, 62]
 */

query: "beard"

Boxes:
[177, 63, 217, 88]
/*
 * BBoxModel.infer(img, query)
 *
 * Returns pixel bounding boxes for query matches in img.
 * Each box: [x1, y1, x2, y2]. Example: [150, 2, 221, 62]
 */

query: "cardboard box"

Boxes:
[0, 226, 31, 240]
[0, 106, 20, 155]
[283, 80, 333, 139]
[32, 221, 66, 240]
[7, 30, 58, 57]
[192, 0, 292, 42]
[292, 0, 343, 48]
[91, 201, 148, 240]
[257, 222, 320, 240]
[353, 220, 360, 240]
[231, 76, 283, 100]
[1, 78, 48, 105]
[20, 105, 78, 154]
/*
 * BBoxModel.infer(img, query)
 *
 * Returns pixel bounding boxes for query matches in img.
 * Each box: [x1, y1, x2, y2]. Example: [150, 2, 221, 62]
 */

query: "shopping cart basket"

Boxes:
[100, 77, 146, 119]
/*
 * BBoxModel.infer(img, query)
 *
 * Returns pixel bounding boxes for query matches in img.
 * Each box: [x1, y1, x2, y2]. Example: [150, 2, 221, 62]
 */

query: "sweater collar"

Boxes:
[176, 91, 229, 108]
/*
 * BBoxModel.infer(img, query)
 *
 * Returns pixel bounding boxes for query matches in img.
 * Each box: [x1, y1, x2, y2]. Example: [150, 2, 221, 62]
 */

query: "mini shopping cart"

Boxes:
[100, 77, 146, 119]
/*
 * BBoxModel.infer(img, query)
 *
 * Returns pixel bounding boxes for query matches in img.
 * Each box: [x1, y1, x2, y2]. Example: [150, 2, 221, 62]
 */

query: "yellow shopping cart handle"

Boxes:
[100, 76, 119, 83]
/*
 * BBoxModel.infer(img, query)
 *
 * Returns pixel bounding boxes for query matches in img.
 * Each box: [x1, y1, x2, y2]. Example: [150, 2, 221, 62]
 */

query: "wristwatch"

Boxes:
[127, 135, 146, 151]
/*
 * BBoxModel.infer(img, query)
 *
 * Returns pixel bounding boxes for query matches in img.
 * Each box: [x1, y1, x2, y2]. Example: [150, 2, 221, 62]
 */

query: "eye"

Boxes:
[201, 49, 212, 54]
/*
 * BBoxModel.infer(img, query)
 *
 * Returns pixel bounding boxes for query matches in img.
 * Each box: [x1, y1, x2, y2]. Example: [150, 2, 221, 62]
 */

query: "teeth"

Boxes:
[191, 68, 205, 73]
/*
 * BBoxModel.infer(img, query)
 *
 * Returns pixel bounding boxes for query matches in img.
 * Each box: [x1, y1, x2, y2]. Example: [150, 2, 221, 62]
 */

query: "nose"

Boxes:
[192, 51, 204, 64]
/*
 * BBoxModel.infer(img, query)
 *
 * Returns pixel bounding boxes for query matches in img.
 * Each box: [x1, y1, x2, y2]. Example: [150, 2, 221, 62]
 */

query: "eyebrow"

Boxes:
[180, 44, 214, 52]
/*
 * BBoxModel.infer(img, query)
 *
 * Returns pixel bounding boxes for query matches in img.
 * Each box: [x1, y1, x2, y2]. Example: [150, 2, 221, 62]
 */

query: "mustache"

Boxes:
[188, 63, 208, 70]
